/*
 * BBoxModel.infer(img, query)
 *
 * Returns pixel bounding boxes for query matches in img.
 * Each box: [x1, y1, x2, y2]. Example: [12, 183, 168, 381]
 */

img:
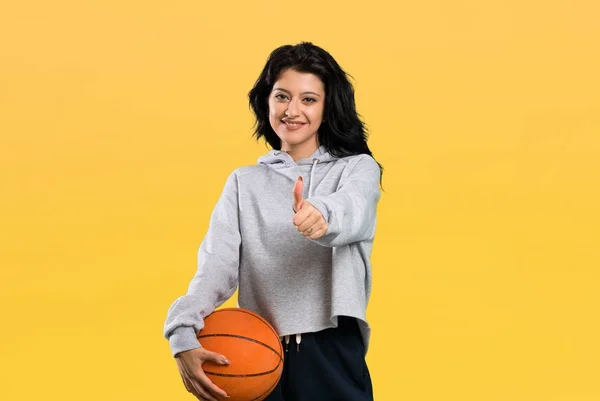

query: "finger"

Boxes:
[185, 377, 206, 400]
[304, 219, 326, 237]
[182, 377, 193, 393]
[192, 381, 217, 401]
[189, 377, 218, 401]
[202, 350, 230, 366]
[292, 201, 315, 227]
[308, 225, 328, 239]
[298, 213, 321, 233]
[293, 202, 323, 230]
[197, 370, 229, 399]
[292, 176, 304, 212]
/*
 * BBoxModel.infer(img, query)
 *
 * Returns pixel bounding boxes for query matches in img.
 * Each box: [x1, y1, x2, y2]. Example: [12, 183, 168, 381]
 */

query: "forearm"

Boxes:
[306, 155, 381, 247]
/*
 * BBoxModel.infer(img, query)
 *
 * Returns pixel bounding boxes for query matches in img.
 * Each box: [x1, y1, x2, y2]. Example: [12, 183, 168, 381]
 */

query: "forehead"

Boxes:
[273, 69, 325, 93]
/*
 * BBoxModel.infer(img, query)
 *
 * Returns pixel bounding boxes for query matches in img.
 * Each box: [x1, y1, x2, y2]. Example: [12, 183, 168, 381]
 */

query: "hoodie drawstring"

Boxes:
[283, 334, 303, 352]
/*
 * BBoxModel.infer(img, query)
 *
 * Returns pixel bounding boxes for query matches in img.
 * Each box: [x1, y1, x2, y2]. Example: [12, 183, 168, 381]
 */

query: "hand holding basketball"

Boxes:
[176, 347, 230, 401]
[292, 176, 328, 239]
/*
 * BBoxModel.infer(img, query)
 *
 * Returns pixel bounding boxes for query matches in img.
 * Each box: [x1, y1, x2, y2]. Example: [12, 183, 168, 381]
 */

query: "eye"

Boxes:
[274, 93, 288, 100]
[304, 97, 317, 103]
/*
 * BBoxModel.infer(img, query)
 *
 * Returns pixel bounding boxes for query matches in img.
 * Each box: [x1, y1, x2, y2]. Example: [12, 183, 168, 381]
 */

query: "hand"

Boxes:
[292, 176, 328, 240]
[175, 347, 230, 401]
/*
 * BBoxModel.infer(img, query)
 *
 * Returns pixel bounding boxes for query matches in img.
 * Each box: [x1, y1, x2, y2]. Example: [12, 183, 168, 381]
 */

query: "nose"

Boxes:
[285, 98, 300, 117]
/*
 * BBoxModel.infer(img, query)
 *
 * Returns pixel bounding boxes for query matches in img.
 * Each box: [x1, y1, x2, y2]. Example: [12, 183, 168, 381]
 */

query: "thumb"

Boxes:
[293, 176, 304, 212]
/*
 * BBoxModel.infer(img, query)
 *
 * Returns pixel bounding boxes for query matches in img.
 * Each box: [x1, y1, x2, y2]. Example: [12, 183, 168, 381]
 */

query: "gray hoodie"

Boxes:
[163, 145, 381, 357]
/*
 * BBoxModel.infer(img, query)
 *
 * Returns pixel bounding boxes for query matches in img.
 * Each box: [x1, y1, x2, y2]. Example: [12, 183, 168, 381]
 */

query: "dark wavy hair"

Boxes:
[248, 42, 383, 185]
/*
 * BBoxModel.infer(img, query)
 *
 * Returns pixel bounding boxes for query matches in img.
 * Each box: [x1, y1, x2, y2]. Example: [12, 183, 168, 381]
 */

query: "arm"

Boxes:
[163, 171, 241, 357]
[305, 155, 381, 248]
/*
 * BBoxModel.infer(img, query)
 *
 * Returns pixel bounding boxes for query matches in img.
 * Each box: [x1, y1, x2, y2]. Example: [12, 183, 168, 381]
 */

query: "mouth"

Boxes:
[282, 120, 306, 131]
[282, 120, 306, 126]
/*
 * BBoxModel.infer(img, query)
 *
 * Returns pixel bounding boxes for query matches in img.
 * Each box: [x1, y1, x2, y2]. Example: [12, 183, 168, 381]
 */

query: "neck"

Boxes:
[281, 141, 320, 162]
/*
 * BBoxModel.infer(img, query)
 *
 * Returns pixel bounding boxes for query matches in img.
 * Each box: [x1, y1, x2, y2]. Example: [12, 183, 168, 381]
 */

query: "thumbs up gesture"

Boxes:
[292, 176, 328, 239]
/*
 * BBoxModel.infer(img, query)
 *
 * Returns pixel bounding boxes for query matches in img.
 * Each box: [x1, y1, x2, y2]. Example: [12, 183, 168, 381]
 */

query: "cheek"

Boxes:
[310, 110, 324, 123]
[312, 104, 325, 121]
[268, 103, 280, 119]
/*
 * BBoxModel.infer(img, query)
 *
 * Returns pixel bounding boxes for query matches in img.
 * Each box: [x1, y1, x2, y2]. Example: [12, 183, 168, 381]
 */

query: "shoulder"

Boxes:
[223, 165, 273, 186]
[337, 154, 380, 177]
[230, 164, 271, 178]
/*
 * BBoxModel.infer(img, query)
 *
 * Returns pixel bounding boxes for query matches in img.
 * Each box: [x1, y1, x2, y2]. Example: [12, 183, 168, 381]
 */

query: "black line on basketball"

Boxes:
[205, 358, 282, 378]
[198, 333, 283, 360]
[211, 308, 281, 341]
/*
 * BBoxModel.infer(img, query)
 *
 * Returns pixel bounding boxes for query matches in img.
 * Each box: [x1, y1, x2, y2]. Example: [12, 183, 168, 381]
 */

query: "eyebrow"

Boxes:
[272, 88, 322, 97]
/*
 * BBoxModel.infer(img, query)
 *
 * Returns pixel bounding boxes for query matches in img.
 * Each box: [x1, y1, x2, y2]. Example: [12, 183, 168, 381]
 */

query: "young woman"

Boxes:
[164, 42, 383, 401]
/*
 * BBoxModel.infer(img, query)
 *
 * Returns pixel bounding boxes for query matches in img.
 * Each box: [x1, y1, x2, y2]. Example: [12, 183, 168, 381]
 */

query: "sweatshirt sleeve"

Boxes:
[163, 171, 241, 357]
[305, 155, 381, 248]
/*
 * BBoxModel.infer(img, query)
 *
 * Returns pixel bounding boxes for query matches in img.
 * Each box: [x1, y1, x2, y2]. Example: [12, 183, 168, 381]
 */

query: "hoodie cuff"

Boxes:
[169, 327, 202, 357]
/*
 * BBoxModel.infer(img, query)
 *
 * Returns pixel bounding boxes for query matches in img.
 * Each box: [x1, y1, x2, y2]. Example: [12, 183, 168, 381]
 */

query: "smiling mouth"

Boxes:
[283, 121, 306, 126]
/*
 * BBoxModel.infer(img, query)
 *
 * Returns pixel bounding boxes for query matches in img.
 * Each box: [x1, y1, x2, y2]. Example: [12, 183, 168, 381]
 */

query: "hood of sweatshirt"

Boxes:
[257, 145, 339, 198]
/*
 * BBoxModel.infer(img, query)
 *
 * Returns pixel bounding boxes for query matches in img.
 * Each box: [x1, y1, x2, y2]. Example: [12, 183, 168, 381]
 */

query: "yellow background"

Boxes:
[1, 0, 599, 400]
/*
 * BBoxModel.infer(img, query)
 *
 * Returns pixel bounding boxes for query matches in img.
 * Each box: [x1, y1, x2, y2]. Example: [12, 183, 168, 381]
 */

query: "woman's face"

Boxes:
[268, 68, 325, 154]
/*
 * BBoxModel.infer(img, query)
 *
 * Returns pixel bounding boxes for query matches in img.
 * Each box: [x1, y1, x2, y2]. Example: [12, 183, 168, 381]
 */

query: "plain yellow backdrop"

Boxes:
[1, 1, 599, 400]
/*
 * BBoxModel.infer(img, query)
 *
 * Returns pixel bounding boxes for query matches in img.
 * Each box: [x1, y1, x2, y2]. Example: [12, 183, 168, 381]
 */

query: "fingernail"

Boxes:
[221, 358, 230, 365]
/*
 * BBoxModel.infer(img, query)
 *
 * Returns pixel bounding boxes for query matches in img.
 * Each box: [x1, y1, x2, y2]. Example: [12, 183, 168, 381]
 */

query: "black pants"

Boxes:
[265, 316, 374, 401]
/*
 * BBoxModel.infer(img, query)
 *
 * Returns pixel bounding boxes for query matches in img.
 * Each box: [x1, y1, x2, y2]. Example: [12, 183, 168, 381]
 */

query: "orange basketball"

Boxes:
[197, 307, 284, 401]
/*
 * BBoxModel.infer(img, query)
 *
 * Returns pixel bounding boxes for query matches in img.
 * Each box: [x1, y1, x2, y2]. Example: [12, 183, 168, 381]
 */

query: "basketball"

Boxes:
[197, 307, 284, 401]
